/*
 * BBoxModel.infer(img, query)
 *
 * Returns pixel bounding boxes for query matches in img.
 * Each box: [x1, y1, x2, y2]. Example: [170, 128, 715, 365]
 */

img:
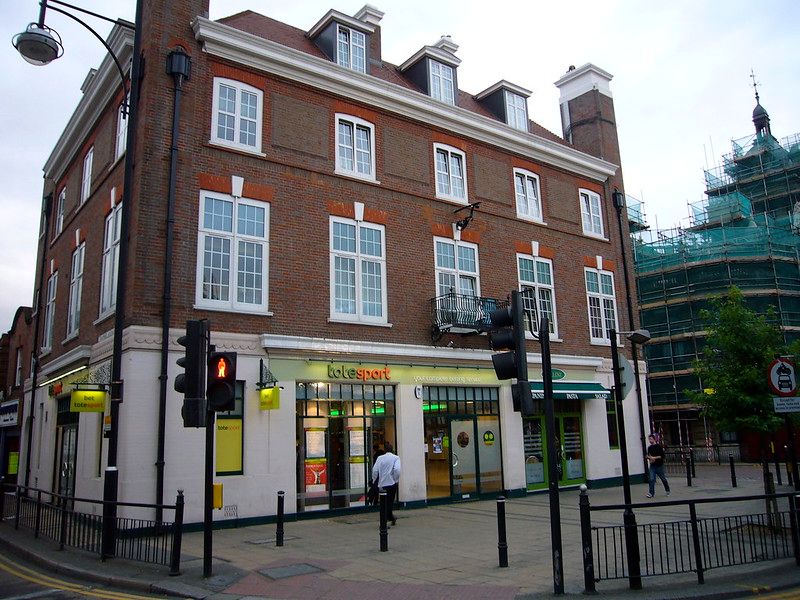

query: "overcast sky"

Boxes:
[1, 0, 798, 330]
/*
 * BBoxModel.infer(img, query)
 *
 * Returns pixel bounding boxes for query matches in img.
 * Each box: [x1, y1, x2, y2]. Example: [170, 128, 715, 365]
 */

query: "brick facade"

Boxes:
[15, 1, 648, 517]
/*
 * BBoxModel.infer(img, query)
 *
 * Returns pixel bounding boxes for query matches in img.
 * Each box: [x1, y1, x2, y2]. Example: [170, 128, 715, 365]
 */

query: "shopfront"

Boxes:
[422, 385, 502, 500]
[296, 377, 396, 512]
[523, 381, 610, 491]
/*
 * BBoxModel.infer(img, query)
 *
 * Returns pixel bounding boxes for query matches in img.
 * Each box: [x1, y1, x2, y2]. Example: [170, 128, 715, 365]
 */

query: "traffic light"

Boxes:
[489, 290, 534, 415]
[207, 352, 237, 412]
[175, 319, 207, 427]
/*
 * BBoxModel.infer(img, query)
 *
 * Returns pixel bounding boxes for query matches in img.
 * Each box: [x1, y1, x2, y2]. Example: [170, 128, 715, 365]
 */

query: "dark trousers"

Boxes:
[648, 464, 670, 495]
[383, 483, 398, 522]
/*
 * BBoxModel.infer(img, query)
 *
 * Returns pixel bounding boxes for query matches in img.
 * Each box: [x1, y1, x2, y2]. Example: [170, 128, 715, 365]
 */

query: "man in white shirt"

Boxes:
[371, 442, 401, 525]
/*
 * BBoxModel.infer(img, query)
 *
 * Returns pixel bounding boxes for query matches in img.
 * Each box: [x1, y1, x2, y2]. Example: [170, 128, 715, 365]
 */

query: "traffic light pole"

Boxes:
[540, 316, 563, 595]
[204, 401, 215, 577]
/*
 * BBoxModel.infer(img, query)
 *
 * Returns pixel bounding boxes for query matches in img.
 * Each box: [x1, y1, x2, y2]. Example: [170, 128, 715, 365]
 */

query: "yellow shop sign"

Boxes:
[70, 390, 107, 413]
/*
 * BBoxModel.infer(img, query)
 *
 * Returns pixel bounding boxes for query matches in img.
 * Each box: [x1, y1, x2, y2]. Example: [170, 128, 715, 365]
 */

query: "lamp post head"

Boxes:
[626, 329, 651, 345]
[12, 22, 63, 66]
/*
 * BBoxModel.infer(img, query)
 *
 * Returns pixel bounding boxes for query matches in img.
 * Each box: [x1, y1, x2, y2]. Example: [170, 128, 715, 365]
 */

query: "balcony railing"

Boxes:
[430, 292, 504, 340]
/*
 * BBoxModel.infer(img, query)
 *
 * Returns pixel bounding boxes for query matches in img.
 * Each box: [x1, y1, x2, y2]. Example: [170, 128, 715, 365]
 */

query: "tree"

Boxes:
[689, 287, 786, 504]
[688, 287, 784, 435]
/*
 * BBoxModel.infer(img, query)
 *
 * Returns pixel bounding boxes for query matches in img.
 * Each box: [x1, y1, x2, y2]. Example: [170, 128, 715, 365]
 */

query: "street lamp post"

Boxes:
[610, 327, 650, 590]
[14, 0, 144, 559]
[612, 189, 650, 471]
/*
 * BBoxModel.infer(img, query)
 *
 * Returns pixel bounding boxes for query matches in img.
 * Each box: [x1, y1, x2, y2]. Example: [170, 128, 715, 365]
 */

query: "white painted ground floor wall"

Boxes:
[19, 326, 648, 524]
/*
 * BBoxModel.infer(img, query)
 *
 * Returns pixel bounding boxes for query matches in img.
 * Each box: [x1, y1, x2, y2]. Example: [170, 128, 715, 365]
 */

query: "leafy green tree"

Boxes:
[688, 287, 784, 435]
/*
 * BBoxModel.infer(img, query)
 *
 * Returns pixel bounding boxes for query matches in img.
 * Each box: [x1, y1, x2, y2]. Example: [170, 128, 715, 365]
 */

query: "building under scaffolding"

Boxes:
[631, 94, 800, 457]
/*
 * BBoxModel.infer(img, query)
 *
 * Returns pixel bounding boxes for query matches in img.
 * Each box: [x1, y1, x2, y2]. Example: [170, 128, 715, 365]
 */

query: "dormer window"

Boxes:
[505, 91, 528, 131]
[430, 61, 455, 105]
[475, 81, 533, 131]
[337, 25, 366, 73]
[308, 8, 379, 76]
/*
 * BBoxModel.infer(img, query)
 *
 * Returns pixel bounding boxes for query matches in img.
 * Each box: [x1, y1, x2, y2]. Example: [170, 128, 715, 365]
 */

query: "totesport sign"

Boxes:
[327, 364, 391, 382]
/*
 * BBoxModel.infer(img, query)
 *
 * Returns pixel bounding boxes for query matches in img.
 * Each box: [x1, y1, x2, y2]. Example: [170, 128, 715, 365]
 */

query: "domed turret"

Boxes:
[753, 101, 771, 137]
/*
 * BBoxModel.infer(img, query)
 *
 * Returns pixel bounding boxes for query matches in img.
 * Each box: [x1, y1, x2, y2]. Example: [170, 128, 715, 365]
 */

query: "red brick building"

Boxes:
[18, 1, 646, 522]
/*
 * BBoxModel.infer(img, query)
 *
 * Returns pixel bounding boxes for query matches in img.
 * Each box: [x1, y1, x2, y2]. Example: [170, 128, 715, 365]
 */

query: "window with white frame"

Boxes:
[197, 192, 270, 313]
[53, 188, 65, 239]
[336, 25, 366, 73]
[335, 114, 375, 180]
[14, 347, 22, 387]
[434, 237, 480, 298]
[518, 254, 557, 336]
[81, 147, 93, 203]
[585, 267, 618, 343]
[430, 60, 455, 105]
[210, 78, 263, 153]
[580, 189, 604, 237]
[514, 168, 542, 222]
[99, 203, 122, 316]
[42, 271, 57, 352]
[505, 91, 528, 131]
[434, 144, 467, 203]
[66, 242, 85, 338]
[115, 93, 129, 159]
[330, 217, 387, 323]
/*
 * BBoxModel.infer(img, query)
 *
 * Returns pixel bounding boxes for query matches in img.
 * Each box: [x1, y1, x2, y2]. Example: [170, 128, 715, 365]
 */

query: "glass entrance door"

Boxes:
[560, 415, 585, 484]
[55, 425, 77, 500]
[450, 418, 477, 497]
[523, 414, 585, 489]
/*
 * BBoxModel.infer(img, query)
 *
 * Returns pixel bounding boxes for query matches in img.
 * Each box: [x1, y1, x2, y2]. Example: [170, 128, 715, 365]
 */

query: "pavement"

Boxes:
[3, 463, 800, 599]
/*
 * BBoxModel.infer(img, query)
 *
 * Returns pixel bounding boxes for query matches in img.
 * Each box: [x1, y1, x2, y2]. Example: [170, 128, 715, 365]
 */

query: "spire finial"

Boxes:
[750, 68, 760, 104]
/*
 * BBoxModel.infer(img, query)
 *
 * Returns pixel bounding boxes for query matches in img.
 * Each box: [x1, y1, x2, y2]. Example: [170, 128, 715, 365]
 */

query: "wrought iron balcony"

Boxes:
[430, 292, 504, 340]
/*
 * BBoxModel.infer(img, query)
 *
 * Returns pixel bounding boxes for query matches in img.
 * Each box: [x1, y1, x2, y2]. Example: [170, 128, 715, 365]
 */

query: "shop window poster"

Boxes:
[305, 428, 326, 459]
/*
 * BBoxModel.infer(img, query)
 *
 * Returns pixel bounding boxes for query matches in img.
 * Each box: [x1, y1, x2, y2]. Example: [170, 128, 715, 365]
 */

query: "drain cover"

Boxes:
[258, 563, 323, 579]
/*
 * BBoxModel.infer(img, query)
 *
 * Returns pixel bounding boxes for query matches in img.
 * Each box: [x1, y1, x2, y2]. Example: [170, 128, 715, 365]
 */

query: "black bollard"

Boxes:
[729, 454, 737, 487]
[579, 486, 596, 594]
[379, 490, 388, 552]
[496, 496, 508, 568]
[685, 451, 692, 487]
[276, 490, 285, 547]
[690, 449, 696, 479]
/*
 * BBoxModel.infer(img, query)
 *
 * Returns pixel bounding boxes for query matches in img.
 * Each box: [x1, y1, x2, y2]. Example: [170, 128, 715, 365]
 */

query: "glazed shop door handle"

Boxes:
[452, 453, 459, 467]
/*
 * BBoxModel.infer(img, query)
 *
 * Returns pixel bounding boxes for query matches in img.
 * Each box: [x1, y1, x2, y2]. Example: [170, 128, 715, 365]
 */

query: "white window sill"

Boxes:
[39, 348, 52, 358]
[590, 339, 612, 347]
[518, 215, 546, 226]
[582, 231, 609, 242]
[525, 332, 562, 343]
[62, 332, 79, 345]
[208, 139, 266, 158]
[194, 303, 273, 317]
[111, 152, 125, 169]
[94, 310, 115, 326]
[435, 193, 468, 205]
[334, 168, 380, 185]
[328, 317, 392, 328]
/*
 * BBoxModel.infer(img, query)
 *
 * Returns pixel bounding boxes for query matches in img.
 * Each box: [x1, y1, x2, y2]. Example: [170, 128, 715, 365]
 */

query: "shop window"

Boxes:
[216, 380, 244, 476]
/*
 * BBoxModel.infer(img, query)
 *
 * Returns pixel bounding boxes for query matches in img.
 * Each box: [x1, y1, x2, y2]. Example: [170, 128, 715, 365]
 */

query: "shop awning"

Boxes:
[529, 381, 610, 401]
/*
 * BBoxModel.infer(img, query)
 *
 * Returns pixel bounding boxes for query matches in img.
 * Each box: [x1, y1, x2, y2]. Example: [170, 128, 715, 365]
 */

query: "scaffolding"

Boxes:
[631, 127, 800, 417]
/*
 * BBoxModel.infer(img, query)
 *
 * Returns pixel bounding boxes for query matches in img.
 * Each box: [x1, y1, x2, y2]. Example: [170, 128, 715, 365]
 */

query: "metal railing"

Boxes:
[580, 490, 800, 592]
[1, 480, 183, 574]
[430, 292, 502, 334]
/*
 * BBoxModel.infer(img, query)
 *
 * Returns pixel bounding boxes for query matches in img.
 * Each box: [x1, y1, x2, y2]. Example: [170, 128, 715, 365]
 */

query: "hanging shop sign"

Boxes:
[70, 390, 107, 412]
[0, 400, 19, 427]
[259, 386, 280, 410]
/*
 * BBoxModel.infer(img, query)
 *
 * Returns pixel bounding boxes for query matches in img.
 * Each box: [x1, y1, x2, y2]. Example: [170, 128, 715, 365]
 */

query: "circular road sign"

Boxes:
[768, 358, 797, 397]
